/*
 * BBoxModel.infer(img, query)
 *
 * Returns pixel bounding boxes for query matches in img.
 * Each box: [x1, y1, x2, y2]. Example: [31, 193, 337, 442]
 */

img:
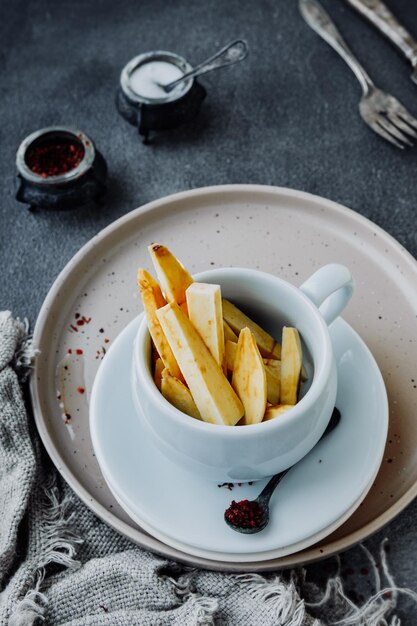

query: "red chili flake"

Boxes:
[77, 387, 85, 394]
[26, 139, 84, 178]
[67, 349, 72, 354]
[70, 324, 78, 332]
[225, 499, 264, 529]
[82, 316, 91, 324]
[104, 338, 110, 344]
[76, 349, 84, 355]
[217, 482, 235, 490]
[76, 319, 85, 326]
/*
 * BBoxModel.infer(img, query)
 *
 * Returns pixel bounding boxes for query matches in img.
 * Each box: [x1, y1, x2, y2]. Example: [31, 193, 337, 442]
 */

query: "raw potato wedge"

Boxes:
[264, 404, 293, 421]
[161, 368, 201, 419]
[148, 243, 193, 307]
[223, 320, 238, 343]
[154, 357, 164, 390]
[232, 328, 267, 425]
[186, 283, 225, 370]
[264, 366, 280, 405]
[263, 358, 281, 377]
[226, 340, 280, 405]
[137, 268, 184, 383]
[280, 327, 303, 405]
[156, 302, 244, 425]
[225, 339, 238, 373]
[222, 299, 281, 359]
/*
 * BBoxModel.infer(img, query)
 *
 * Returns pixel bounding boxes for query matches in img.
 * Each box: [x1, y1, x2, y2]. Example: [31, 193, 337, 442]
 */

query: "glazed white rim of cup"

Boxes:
[133, 267, 334, 436]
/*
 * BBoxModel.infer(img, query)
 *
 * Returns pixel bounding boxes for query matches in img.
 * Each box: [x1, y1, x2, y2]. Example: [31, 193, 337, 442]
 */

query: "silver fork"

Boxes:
[299, 0, 417, 148]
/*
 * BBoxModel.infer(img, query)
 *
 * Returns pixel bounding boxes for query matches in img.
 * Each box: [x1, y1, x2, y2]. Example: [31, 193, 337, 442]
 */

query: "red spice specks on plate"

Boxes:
[218, 482, 235, 491]
[76, 349, 83, 355]
[70, 314, 91, 332]
[77, 387, 86, 395]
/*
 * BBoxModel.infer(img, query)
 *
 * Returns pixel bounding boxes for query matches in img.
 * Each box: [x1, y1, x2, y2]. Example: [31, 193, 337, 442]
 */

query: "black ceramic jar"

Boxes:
[16, 127, 107, 211]
[116, 51, 206, 143]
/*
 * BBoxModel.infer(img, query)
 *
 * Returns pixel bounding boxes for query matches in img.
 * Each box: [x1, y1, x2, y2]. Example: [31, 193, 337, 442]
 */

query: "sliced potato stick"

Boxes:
[137, 268, 184, 383]
[232, 328, 267, 425]
[154, 357, 164, 390]
[264, 366, 280, 405]
[223, 320, 238, 343]
[161, 368, 201, 419]
[148, 243, 193, 307]
[156, 302, 244, 426]
[226, 340, 280, 403]
[225, 339, 237, 373]
[280, 327, 302, 405]
[263, 358, 281, 376]
[222, 299, 281, 359]
[186, 283, 225, 370]
[264, 404, 293, 420]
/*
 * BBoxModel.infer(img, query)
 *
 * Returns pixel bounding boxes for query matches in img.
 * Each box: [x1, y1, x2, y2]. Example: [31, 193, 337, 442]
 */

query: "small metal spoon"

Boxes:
[157, 39, 249, 93]
[224, 407, 341, 534]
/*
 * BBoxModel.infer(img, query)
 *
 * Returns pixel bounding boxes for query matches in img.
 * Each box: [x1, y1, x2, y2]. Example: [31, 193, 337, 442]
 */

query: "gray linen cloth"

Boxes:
[0, 311, 411, 625]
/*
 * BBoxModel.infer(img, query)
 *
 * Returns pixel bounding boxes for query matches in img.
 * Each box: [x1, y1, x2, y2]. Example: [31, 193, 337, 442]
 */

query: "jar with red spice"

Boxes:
[16, 127, 107, 211]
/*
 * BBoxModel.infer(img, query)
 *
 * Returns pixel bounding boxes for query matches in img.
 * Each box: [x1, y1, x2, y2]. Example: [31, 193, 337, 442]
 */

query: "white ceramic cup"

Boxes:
[132, 264, 353, 482]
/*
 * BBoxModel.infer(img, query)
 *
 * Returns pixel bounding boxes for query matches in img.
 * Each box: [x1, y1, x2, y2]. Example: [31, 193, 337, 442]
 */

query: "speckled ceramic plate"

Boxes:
[89, 314, 387, 561]
[31, 185, 417, 572]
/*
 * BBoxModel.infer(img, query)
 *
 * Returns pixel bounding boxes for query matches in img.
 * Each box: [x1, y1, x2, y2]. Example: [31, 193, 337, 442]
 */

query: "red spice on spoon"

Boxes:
[224, 499, 264, 529]
[26, 139, 85, 178]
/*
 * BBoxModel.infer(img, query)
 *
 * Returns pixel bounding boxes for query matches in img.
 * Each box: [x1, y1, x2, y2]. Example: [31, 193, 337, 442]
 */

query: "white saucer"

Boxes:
[90, 314, 388, 560]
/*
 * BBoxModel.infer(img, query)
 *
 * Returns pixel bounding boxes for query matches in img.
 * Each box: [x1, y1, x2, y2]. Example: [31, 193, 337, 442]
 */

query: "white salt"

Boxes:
[129, 61, 185, 100]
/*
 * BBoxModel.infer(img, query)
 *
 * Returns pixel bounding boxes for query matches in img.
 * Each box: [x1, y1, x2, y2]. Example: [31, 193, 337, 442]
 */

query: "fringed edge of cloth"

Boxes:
[2, 313, 82, 626]
[9, 478, 83, 625]
[0, 311, 39, 380]
[233, 540, 417, 625]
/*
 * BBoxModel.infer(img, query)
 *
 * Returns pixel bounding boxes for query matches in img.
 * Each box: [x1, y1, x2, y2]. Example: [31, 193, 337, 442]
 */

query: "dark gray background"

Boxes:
[1, 0, 417, 619]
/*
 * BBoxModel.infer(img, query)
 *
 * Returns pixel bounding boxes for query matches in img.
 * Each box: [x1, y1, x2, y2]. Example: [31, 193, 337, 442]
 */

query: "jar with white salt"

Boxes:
[117, 51, 206, 142]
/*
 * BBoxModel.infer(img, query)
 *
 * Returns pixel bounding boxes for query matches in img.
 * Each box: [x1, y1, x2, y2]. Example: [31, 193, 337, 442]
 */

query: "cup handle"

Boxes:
[299, 264, 354, 326]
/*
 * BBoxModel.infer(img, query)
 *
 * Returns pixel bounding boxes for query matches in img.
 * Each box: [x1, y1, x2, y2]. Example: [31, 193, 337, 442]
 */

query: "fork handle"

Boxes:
[300, 0, 374, 94]
[345, 0, 417, 66]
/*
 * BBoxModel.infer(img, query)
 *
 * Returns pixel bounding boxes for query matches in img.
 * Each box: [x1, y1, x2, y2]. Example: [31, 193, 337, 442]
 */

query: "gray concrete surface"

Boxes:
[1, 0, 417, 620]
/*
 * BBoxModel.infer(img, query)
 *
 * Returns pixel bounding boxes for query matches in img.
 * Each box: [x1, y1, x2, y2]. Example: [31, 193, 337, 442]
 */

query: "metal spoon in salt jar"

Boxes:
[224, 407, 342, 534]
[157, 39, 249, 93]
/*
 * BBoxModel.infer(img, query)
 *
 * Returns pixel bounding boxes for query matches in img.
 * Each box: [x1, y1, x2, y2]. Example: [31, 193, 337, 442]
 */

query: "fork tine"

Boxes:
[394, 103, 417, 130]
[387, 112, 417, 139]
[368, 120, 405, 149]
[377, 118, 413, 147]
